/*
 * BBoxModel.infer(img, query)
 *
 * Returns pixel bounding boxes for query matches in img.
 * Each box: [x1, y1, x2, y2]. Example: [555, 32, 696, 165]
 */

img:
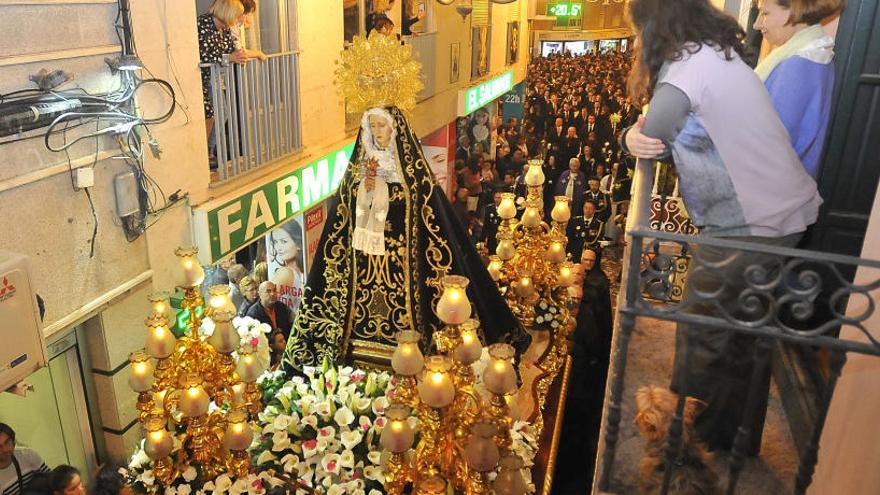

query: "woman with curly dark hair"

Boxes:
[621, 0, 823, 455]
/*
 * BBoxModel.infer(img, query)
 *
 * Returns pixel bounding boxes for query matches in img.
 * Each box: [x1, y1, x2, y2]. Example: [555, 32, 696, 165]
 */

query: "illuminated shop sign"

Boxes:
[459, 70, 515, 116]
[547, 1, 583, 18]
[193, 142, 356, 263]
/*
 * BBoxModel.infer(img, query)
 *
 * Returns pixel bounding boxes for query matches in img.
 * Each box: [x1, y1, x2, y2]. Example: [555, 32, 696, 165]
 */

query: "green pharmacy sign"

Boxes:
[459, 70, 515, 116]
[547, 1, 583, 18]
[193, 142, 356, 263]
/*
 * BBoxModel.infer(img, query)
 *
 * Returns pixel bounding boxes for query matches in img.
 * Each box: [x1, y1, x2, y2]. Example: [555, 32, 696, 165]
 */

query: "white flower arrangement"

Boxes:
[127, 361, 539, 495]
[253, 363, 540, 494]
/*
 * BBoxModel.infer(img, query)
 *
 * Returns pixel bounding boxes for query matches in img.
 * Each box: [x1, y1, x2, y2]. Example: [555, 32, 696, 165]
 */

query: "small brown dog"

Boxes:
[635, 386, 721, 495]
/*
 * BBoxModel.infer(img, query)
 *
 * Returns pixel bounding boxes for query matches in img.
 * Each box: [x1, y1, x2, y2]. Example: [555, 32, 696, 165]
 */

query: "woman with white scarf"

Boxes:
[753, 0, 843, 178]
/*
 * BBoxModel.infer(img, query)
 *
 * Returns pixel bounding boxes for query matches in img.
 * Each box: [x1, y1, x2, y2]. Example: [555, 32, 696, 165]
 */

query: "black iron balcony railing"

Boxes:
[595, 159, 880, 494]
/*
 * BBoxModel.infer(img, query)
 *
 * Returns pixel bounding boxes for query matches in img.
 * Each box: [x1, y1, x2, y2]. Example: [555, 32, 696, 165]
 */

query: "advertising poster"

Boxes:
[421, 126, 453, 196]
[304, 203, 327, 270]
[455, 102, 499, 161]
[502, 81, 526, 123]
[267, 214, 306, 315]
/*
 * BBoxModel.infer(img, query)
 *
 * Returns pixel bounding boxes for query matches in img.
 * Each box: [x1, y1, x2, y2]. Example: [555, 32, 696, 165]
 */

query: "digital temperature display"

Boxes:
[547, 1, 584, 18]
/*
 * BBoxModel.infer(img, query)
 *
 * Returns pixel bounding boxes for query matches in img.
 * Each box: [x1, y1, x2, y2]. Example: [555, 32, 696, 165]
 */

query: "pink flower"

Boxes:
[375, 417, 387, 428]
[303, 439, 318, 450]
[251, 479, 264, 490]
[327, 461, 337, 471]
[351, 370, 366, 382]
[390, 376, 399, 386]
[327, 382, 335, 392]
[250, 337, 259, 348]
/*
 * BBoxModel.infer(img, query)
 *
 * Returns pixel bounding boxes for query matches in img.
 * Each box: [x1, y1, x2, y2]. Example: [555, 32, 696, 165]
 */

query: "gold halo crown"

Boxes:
[336, 31, 424, 114]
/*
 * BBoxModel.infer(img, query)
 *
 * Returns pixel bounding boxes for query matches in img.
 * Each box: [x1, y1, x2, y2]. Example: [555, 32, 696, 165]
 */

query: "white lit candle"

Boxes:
[551, 196, 572, 223]
[417, 356, 456, 409]
[208, 311, 239, 354]
[148, 291, 172, 320]
[223, 410, 254, 451]
[524, 162, 545, 186]
[514, 277, 535, 298]
[175, 247, 205, 288]
[435, 275, 471, 325]
[128, 352, 153, 392]
[144, 417, 173, 460]
[558, 262, 575, 288]
[379, 404, 414, 453]
[145, 316, 176, 359]
[546, 241, 566, 263]
[496, 238, 516, 261]
[454, 321, 483, 365]
[391, 331, 424, 377]
[497, 193, 517, 220]
[487, 256, 503, 281]
[521, 207, 541, 228]
[464, 421, 500, 473]
[484, 344, 517, 396]
[236, 351, 262, 383]
[208, 285, 236, 314]
[179, 375, 210, 417]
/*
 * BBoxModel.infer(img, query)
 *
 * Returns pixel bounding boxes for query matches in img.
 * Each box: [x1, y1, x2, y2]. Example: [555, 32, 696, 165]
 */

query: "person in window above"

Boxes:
[622, 0, 822, 456]
[371, 15, 395, 37]
[753, 0, 842, 177]
[49, 466, 84, 495]
[0, 423, 49, 495]
[197, 0, 264, 143]
[235, 0, 268, 61]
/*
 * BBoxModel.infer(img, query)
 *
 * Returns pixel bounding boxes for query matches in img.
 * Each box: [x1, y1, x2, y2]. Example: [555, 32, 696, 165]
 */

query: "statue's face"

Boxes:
[368, 114, 393, 149]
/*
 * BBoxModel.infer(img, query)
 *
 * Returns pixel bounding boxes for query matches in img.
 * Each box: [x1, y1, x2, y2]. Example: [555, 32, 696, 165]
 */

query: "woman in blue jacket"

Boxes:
[754, 0, 842, 177]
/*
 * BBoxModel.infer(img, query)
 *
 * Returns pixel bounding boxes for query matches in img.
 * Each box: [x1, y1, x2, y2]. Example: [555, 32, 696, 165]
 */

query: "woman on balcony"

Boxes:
[198, 0, 266, 163]
[753, 0, 842, 177]
[621, 0, 823, 455]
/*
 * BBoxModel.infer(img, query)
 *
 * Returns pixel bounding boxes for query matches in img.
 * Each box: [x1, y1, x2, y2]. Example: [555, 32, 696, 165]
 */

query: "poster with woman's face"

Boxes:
[267, 215, 306, 315]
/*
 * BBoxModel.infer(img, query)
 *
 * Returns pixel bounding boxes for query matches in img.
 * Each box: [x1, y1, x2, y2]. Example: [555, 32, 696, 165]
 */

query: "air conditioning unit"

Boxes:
[0, 252, 47, 391]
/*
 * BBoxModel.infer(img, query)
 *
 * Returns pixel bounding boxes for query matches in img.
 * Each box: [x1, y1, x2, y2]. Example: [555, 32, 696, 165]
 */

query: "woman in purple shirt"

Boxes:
[754, 0, 842, 177]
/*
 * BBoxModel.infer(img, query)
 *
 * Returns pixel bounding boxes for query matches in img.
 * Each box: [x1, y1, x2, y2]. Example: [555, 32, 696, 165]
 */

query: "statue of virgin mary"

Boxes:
[282, 104, 529, 372]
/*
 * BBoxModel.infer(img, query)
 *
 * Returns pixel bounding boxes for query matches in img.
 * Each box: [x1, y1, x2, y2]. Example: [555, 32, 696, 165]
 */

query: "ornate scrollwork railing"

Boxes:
[598, 226, 880, 495]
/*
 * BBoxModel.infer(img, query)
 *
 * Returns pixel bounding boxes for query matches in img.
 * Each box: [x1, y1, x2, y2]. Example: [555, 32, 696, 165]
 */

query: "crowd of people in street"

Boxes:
[447, 50, 640, 493]
[1, 423, 133, 495]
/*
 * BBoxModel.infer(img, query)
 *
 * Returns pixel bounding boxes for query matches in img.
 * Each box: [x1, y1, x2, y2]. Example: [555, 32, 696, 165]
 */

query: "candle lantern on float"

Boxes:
[128, 246, 260, 487]
[383, 275, 527, 495]
[487, 159, 577, 435]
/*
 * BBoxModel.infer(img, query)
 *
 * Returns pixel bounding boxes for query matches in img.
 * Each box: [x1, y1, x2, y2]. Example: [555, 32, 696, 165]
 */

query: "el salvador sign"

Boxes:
[193, 142, 355, 264]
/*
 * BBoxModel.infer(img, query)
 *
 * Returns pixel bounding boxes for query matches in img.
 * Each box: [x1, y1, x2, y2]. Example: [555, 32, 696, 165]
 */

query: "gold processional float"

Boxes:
[127, 31, 575, 494]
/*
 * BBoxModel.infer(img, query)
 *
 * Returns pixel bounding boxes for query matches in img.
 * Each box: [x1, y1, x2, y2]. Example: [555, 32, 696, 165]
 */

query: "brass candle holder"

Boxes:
[128, 247, 265, 487]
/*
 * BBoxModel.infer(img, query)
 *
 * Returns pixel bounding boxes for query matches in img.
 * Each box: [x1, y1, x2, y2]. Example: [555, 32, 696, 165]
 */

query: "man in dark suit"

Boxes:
[479, 190, 504, 254]
[582, 114, 609, 145]
[583, 177, 611, 222]
[546, 117, 566, 147]
[246, 281, 293, 338]
[567, 201, 605, 262]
